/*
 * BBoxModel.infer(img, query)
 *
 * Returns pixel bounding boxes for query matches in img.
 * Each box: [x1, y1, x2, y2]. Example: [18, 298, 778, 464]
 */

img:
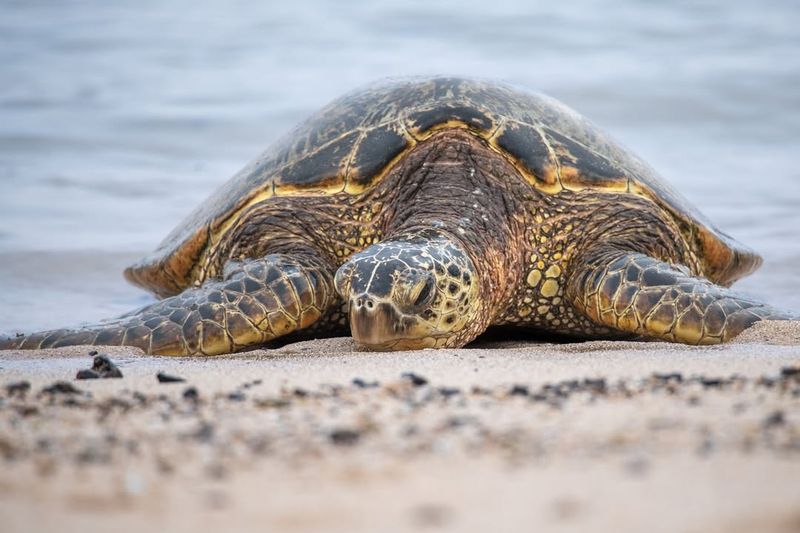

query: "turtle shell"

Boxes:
[126, 77, 760, 297]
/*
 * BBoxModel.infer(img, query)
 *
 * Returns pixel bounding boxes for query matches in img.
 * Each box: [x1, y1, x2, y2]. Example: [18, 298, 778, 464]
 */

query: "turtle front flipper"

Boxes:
[566, 248, 794, 345]
[0, 254, 336, 356]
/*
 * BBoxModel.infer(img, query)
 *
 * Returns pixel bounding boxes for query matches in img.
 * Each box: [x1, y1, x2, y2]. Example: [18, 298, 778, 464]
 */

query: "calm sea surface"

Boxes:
[1, 0, 798, 332]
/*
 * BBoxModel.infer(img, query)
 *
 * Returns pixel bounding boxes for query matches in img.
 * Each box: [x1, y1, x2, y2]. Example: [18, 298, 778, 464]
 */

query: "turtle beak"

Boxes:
[348, 294, 403, 349]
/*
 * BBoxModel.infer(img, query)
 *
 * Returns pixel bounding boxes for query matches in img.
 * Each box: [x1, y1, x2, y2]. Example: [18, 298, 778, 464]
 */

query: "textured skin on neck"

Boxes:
[384, 130, 528, 324]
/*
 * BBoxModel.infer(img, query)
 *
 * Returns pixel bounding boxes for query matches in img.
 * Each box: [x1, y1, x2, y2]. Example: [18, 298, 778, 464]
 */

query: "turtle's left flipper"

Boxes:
[0, 254, 336, 356]
[567, 248, 793, 344]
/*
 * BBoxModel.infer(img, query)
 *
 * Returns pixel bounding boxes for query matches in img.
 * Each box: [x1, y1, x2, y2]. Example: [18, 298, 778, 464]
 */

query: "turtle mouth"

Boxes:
[348, 295, 434, 350]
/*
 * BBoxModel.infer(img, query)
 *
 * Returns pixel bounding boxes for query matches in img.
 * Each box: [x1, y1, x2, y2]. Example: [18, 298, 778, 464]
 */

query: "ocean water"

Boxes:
[1, 0, 798, 332]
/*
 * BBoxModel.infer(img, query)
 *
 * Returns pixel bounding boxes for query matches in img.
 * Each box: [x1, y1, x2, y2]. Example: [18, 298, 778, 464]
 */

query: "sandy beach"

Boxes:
[1, 321, 799, 532]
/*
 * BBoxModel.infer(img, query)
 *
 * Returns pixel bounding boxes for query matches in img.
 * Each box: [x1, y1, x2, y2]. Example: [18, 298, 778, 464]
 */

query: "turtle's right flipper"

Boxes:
[567, 248, 794, 345]
[0, 254, 336, 356]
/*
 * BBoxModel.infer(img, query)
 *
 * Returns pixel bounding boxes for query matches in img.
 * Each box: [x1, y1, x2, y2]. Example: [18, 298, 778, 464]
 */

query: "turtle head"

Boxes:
[334, 235, 481, 350]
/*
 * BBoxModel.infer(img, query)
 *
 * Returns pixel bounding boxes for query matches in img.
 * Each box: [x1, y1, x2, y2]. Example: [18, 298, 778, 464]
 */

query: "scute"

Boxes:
[493, 122, 558, 187]
[126, 76, 758, 297]
[348, 124, 410, 188]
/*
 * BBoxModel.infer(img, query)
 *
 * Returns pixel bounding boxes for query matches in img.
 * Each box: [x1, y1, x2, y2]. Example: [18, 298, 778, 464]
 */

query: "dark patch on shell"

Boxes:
[544, 128, 623, 184]
[349, 124, 409, 187]
[494, 122, 555, 185]
[280, 130, 359, 186]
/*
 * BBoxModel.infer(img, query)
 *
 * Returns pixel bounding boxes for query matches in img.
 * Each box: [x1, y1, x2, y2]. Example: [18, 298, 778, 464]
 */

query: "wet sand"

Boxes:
[1, 322, 799, 533]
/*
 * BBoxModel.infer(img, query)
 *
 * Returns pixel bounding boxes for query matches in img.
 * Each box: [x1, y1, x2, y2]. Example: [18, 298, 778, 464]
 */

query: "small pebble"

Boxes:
[90, 355, 123, 378]
[5, 381, 31, 397]
[352, 378, 380, 388]
[192, 422, 215, 443]
[510, 385, 529, 396]
[41, 381, 81, 395]
[780, 366, 800, 379]
[254, 397, 291, 409]
[438, 387, 461, 397]
[763, 410, 785, 428]
[653, 372, 683, 383]
[329, 428, 361, 446]
[157, 372, 185, 383]
[584, 378, 607, 393]
[402, 372, 428, 387]
[699, 377, 725, 388]
[182, 387, 199, 401]
[227, 391, 246, 402]
[76, 369, 100, 380]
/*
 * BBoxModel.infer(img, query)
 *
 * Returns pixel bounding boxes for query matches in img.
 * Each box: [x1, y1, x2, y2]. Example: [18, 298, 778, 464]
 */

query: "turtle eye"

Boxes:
[396, 269, 435, 312]
[413, 276, 434, 307]
[334, 263, 355, 298]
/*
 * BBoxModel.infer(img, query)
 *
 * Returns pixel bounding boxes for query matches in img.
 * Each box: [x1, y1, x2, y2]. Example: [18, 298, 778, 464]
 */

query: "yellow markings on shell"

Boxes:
[526, 270, 542, 287]
[519, 306, 532, 317]
[545, 265, 561, 278]
[540, 279, 559, 298]
[409, 119, 495, 141]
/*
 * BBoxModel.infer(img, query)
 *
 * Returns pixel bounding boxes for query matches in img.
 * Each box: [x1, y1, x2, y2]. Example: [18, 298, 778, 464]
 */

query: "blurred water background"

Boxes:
[0, 0, 798, 332]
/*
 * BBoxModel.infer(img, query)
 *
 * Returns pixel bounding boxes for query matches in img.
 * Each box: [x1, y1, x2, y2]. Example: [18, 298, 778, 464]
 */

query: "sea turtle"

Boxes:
[0, 77, 792, 355]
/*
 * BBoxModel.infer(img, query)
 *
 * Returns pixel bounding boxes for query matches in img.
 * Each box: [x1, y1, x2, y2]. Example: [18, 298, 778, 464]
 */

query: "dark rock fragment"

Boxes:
[763, 410, 786, 429]
[402, 372, 428, 387]
[89, 355, 123, 378]
[42, 381, 81, 395]
[157, 372, 185, 383]
[583, 378, 607, 393]
[653, 372, 683, 383]
[75, 351, 122, 379]
[509, 385, 529, 396]
[780, 366, 800, 379]
[352, 378, 380, 388]
[5, 381, 30, 397]
[699, 377, 725, 388]
[182, 387, 199, 401]
[227, 391, 246, 402]
[329, 428, 361, 446]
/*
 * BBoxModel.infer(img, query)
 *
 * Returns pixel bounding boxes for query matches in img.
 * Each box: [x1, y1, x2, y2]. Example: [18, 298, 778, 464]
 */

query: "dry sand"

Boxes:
[1, 322, 799, 533]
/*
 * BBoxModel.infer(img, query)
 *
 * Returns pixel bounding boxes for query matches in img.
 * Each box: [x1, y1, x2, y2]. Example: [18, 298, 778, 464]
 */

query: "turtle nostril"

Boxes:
[366, 300, 374, 309]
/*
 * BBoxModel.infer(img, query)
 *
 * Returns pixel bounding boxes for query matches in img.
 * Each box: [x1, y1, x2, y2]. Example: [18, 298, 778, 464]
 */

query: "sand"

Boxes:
[1, 322, 799, 533]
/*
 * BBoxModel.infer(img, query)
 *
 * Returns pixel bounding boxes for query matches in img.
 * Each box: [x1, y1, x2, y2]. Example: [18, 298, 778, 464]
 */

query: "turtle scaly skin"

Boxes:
[0, 78, 793, 355]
